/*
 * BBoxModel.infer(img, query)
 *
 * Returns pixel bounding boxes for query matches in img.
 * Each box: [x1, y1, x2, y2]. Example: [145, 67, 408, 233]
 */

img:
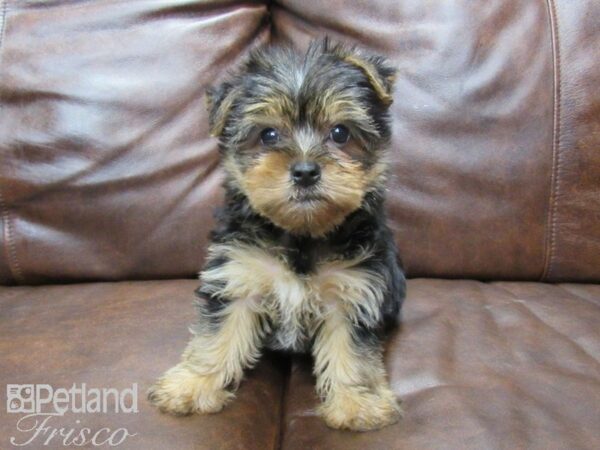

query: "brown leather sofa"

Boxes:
[1, 1, 599, 449]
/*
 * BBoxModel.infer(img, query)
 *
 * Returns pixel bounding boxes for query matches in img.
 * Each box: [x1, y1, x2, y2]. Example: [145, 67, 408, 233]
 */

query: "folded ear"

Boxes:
[205, 82, 240, 137]
[343, 52, 396, 106]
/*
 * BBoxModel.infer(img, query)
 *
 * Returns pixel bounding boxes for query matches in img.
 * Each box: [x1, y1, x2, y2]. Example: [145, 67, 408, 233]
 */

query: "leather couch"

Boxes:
[1, 1, 599, 449]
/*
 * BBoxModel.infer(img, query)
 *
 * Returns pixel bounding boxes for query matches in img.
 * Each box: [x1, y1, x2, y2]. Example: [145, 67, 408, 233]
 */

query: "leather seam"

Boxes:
[541, 0, 562, 282]
[0, 0, 24, 284]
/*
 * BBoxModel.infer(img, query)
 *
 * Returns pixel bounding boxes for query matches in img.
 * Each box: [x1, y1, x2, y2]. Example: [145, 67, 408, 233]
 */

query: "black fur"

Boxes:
[196, 38, 406, 349]
[149, 39, 406, 429]
[198, 183, 405, 346]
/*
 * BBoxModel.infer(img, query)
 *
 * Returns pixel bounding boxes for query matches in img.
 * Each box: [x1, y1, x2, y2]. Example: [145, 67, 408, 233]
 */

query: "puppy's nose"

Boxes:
[291, 161, 321, 187]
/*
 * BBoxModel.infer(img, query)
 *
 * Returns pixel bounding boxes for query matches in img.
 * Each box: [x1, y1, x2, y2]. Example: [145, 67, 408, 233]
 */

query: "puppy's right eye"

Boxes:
[330, 124, 350, 145]
[260, 128, 279, 146]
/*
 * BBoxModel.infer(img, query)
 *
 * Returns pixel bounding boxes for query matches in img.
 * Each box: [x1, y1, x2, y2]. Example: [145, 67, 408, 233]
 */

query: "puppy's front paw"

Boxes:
[147, 364, 233, 415]
[319, 386, 402, 432]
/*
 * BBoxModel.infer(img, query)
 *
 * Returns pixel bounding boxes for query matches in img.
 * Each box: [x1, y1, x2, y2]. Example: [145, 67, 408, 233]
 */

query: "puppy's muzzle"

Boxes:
[291, 161, 321, 188]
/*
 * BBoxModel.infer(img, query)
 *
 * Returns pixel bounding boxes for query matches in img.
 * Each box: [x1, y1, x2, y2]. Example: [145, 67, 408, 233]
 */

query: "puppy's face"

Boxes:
[207, 40, 395, 237]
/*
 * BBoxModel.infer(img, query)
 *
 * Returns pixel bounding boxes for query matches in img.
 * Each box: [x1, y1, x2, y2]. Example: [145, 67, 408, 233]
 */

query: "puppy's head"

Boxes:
[207, 38, 395, 237]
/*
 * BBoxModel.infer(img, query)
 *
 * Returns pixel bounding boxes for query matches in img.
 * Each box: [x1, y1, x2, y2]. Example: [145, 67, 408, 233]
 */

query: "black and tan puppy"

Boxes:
[148, 39, 406, 432]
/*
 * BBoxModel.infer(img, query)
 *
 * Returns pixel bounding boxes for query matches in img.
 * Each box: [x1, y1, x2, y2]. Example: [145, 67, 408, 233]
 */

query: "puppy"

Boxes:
[148, 38, 406, 432]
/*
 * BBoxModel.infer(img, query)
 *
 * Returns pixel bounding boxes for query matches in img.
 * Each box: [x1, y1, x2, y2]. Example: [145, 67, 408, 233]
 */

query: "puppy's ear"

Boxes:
[205, 82, 240, 137]
[343, 52, 396, 106]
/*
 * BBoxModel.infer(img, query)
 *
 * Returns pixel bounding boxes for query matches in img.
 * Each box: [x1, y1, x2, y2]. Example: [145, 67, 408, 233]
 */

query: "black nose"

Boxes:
[291, 161, 321, 187]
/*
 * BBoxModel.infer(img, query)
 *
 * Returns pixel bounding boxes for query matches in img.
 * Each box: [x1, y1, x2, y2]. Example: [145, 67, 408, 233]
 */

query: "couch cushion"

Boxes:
[273, 0, 600, 282]
[2, 1, 599, 285]
[1, 279, 598, 448]
[280, 279, 600, 450]
[0, 280, 286, 450]
[0, 0, 269, 284]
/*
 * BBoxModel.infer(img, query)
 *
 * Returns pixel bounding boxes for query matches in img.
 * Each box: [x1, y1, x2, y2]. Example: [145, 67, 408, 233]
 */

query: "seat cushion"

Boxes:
[1, 279, 599, 449]
[280, 279, 600, 450]
[0, 280, 286, 450]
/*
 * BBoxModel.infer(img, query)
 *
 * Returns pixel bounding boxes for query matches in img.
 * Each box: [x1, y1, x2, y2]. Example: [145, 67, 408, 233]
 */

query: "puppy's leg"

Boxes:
[313, 309, 401, 431]
[148, 299, 266, 415]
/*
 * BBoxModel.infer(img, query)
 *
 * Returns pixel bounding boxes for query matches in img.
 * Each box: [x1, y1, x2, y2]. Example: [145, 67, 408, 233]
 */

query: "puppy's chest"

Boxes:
[258, 250, 330, 352]
[204, 241, 373, 352]
[263, 281, 322, 353]
[279, 233, 326, 275]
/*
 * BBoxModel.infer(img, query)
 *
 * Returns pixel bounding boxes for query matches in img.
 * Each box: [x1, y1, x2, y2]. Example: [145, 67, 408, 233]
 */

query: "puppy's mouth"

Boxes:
[290, 189, 325, 204]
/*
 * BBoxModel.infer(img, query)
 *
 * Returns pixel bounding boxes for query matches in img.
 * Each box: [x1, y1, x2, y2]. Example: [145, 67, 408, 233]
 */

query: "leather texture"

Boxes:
[281, 279, 600, 450]
[1, 1, 599, 445]
[0, 0, 269, 284]
[540, 1, 600, 281]
[0, 280, 287, 450]
[1, 279, 599, 449]
[0, 1, 599, 284]
[273, 0, 600, 282]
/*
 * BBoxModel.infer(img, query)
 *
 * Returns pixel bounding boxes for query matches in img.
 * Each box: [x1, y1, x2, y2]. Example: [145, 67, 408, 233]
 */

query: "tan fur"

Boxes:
[293, 127, 319, 156]
[313, 252, 387, 327]
[155, 41, 401, 430]
[313, 307, 402, 431]
[243, 94, 297, 123]
[205, 243, 317, 348]
[202, 243, 386, 337]
[343, 54, 394, 105]
[147, 363, 234, 415]
[233, 150, 375, 237]
[309, 94, 380, 137]
[318, 382, 401, 431]
[207, 86, 243, 137]
[149, 242, 397, 423]
[148, 299, 265, 415]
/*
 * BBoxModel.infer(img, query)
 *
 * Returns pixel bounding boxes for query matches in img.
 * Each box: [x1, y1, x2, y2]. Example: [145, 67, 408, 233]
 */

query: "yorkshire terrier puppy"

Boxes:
[148, 38, 406, 432]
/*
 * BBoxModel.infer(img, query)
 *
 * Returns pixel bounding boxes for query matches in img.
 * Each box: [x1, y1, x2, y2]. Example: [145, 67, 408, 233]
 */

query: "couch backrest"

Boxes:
[0, 0, 598, 285]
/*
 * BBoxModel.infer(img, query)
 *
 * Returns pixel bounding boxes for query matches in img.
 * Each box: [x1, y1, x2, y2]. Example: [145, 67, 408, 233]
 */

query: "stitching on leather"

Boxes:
[0, 193, 23, 284]
[541, 0, 562, 282]
[0, 0, 24, 284]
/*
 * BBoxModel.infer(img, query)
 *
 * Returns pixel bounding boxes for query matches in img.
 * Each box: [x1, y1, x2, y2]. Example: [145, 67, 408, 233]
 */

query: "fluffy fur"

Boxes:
[148, 38, 406, 432]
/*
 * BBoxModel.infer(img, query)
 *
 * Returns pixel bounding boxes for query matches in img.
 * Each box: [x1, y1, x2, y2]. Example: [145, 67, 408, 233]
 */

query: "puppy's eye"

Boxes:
[260, 128, 279, 146]
[330, 124, 350, 145]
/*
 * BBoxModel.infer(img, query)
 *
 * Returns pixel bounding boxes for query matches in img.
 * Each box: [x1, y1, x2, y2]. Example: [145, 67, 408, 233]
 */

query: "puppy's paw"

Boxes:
[319, 386, 402, 432]
[147, 364, 233, 415]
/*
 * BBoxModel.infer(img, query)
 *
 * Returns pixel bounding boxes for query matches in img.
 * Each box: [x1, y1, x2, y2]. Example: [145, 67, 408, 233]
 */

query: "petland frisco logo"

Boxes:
[6, 384, 138, 447]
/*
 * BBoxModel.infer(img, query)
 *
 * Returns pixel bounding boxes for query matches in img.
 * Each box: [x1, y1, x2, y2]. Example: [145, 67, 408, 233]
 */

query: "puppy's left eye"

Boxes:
[330, 124, 350, 145]
[260, 128, 280, 146]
